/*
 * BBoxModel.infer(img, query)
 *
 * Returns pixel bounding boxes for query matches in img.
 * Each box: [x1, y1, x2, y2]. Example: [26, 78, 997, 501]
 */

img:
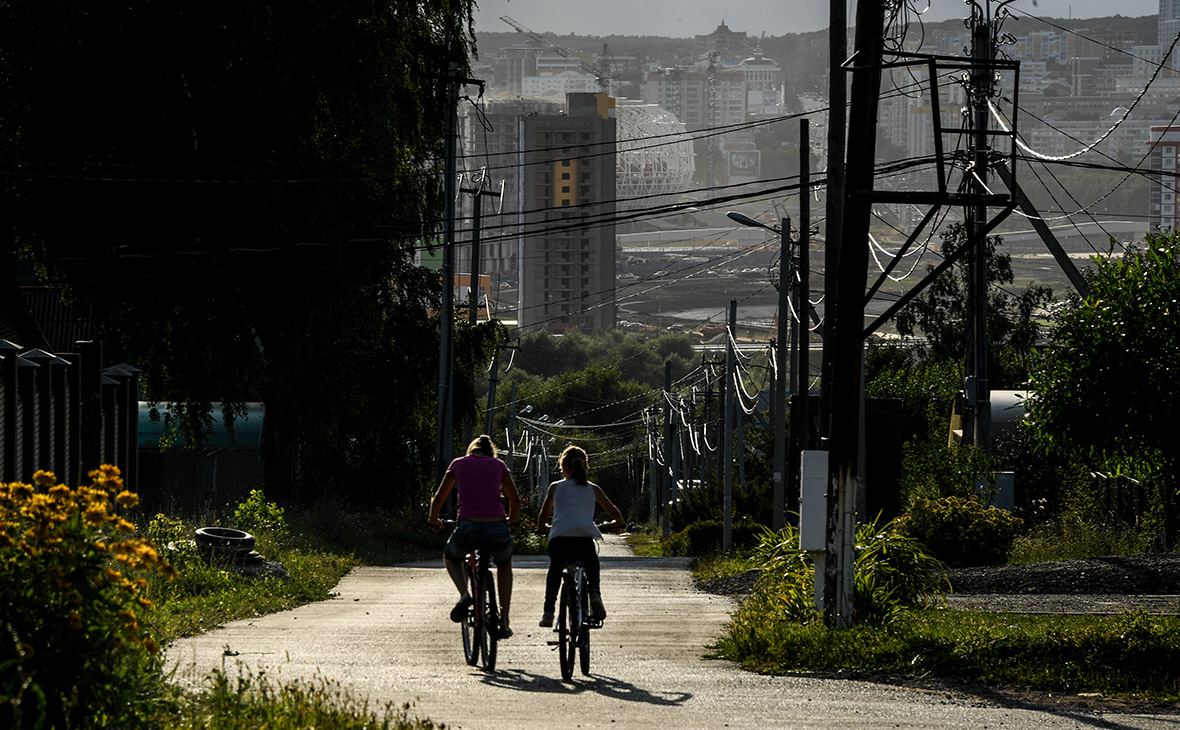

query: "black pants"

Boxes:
[544, 536, 599, 614]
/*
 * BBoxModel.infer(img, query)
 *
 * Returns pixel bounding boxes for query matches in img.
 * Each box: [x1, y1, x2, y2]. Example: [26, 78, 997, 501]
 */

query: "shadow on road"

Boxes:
[478, 667, 692, 706]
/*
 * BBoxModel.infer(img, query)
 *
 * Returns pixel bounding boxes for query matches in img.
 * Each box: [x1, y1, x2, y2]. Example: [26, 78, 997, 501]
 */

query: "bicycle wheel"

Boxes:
[461, 565, 479, 666]
[557, 574, 577, 681]
[579, 592, 591, 676]
[479, 568, 498, 672]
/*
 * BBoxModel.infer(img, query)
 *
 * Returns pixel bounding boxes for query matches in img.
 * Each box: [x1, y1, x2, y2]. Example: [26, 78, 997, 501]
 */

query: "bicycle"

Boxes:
[434, 520, 501, 672]
[547, 557, 601, 680]
[544, 522, 618, 681]
[459, 545, 500, 671]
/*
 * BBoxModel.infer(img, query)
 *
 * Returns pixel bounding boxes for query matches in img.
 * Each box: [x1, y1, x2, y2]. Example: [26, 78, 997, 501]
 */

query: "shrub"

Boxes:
[746, 517, 948, 626]
[897, 495, 1022, 567]
[1, 466, 175, 729]
[662, 519, 763, 557]
[233, 489, 287, 537]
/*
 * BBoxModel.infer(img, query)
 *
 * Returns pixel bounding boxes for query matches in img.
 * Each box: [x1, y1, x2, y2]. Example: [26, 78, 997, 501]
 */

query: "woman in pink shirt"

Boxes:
[428, 434, 521, 637]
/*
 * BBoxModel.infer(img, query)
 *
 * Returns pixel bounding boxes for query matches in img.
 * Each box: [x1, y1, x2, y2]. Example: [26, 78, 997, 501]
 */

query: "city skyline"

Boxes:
[473, 0, 1159, 39]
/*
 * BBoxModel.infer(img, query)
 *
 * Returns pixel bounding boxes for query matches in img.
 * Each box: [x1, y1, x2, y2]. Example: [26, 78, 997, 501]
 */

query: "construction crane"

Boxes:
[500, 15, 612, 93]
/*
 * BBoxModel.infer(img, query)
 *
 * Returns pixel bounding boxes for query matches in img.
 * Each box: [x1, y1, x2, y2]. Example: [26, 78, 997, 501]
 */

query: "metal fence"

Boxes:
[1, 338, 139, 491]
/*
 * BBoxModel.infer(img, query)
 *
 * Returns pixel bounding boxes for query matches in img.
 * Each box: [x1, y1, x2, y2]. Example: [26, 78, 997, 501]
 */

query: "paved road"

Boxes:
[168, 537, 1179, 729]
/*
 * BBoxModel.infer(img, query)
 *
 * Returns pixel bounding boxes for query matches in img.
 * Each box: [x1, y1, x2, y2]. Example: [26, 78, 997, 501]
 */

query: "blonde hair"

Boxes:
[467, 434, 498, 457]
[559, 444, 589, 485]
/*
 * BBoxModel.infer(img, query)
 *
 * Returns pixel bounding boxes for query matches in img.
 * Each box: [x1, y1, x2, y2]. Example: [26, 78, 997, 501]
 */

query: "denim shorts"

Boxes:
[444, 520, 514, 565]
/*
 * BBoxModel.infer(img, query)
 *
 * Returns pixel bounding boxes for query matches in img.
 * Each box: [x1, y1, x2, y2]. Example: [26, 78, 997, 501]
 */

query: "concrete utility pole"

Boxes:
[722, 300, 737, 551]
[662, 361, 674, 538]
[792, 118, 812, 519]
[462, 181, 502, 327]
[775, 218, 790, 532]
[819, 0, 848, 448]
[434, 65, 484, 481]
[727, 212, 789, 531]
[966, 1, 995, 453]
[825, 0, 886, 628]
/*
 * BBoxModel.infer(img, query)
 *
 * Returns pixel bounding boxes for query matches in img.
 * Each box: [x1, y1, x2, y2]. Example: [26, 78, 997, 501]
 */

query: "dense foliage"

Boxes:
[1027, 233, 1180, 545]
[897, 496, 1022, 567]
[661, 519, 765, 557]
[733, 518, 947, 628]
[1, 0, 484, 507]
[1, 467, 174, 729]
[492, 329, 699, 518]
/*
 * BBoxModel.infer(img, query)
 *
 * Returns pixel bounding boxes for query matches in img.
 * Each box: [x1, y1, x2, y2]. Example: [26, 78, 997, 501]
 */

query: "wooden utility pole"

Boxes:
[825, 0, 885, 628]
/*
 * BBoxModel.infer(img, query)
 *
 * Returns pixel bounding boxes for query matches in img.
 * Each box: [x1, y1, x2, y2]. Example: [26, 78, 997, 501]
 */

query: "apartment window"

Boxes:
[562, 172, 571, 180]
[562, 199, 571, 206]
[562, 186, 571, 193]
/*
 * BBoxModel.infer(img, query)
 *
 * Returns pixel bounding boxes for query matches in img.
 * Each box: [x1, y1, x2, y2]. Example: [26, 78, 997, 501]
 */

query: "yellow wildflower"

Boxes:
[32, 470, 57, 488]
[115, 490, 139, 509]
[69, 611, 83, 630]
[83, 504, 108, 525]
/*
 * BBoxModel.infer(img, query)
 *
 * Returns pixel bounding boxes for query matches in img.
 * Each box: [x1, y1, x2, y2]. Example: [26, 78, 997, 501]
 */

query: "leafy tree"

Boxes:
[493, 329, 700, 518]
[1026, 233, 1180, 545]
[1, 0, 481, 505]
[894, 222, 1054, 388]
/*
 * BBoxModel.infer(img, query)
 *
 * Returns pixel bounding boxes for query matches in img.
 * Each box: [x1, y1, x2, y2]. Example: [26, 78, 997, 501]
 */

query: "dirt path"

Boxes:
[167, 536, 1179, 729]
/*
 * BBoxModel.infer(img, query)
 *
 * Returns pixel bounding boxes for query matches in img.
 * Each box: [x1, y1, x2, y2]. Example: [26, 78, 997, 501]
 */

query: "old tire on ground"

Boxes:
[194, 527, 256, 551]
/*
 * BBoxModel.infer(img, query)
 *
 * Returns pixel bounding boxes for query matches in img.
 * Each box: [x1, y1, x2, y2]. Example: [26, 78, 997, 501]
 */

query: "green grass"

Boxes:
[138, 501, 447, 729]
[1010, 520, 1160, 564]
[701, 519, 1180, 703]
[692, 550, 755, 583]
[716, 606, 1180, 702]
[624, 526, 666, 557]
[152, 668, 441, 729]
[148, 506, 443, 643]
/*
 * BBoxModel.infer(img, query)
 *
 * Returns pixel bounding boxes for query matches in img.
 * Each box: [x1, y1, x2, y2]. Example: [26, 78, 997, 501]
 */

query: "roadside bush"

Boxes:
[233, 489, 288, 537]
[662, 519, 763, 557]
[745, 517, 947, 626]
[1, 466, 175, 729]
[897, 495, 1022, 567]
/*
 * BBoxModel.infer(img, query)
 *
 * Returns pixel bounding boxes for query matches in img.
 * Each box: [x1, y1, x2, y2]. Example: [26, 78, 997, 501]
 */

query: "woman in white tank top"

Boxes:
[536, 445, 625, 627]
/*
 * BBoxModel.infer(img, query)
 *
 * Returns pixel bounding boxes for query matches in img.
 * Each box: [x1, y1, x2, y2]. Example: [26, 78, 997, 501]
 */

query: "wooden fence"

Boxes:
[0, 338, 139, 491]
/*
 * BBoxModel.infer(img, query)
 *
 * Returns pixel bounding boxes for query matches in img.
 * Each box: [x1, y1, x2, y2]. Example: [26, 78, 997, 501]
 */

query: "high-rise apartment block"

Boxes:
[464, 93, 617, 333]
[518, 93, 617, 333]
[1148, 126, 1180, 233]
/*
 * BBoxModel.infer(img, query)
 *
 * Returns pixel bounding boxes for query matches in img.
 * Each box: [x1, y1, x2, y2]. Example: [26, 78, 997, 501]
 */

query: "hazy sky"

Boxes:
[473, 0, 1159, 38]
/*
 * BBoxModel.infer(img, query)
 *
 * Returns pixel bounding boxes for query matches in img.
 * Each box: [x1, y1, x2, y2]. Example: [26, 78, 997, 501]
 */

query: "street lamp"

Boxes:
[727, 211, 791, 531]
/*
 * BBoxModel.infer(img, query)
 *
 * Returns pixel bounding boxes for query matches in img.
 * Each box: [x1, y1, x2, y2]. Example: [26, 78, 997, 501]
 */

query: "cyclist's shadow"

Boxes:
[478, 668, 691, 706]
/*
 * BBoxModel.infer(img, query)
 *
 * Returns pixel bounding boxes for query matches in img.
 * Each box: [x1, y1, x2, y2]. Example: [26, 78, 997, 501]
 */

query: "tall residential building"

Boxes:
[517, 93, 617, 333]
[460, 97, 564, 290]
[1148, 126, 1180, 232]
[1162, 0, 1180, 47]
